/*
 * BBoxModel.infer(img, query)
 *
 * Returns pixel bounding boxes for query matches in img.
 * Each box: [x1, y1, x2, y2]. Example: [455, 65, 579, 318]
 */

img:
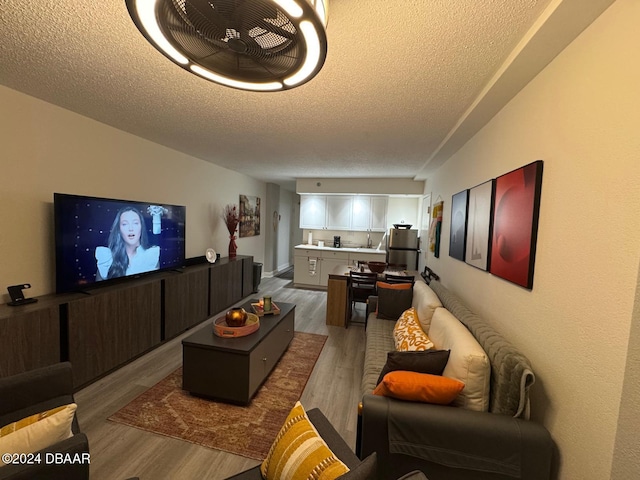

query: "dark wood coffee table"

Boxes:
[182, 300, 295, 404]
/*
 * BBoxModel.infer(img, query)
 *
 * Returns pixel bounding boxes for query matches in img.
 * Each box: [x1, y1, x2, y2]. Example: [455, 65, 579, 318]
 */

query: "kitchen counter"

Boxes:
[294, 244, 386, 255]
[293, 245, 386, 288]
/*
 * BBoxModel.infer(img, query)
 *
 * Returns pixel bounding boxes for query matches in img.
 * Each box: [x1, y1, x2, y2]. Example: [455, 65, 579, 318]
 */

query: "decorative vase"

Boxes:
[226, 307, 247, 327]
[229, 234, 237, 258]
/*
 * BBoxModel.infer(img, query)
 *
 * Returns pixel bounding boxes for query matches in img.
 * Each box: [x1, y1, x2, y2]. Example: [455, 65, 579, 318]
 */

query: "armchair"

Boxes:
[0, 362, 90, 480]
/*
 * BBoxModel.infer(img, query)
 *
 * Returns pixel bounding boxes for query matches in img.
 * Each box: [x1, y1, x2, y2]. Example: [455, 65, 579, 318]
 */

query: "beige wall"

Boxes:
[0, 85, 266, 301]
[424, 0, 640, 478]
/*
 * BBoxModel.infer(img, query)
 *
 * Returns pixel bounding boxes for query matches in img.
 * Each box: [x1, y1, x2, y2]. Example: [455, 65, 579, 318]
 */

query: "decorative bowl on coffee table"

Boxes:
[213, 313, 260, 337]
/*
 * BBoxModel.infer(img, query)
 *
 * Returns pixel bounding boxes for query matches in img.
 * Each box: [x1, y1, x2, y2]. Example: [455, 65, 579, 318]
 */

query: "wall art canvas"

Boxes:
[489, 160, 543, 289]
[239, 195, 261, 238]
[465, 180, 494, 270]
[449, 189, 468, 261]
[429, 201, 443, 258]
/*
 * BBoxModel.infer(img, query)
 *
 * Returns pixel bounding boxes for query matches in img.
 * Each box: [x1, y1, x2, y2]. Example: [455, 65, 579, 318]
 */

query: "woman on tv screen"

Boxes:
[95, 206, 160, 280]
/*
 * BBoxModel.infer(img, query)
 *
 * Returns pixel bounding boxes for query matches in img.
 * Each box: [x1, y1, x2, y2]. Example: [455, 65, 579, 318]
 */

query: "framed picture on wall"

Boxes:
[449, 189, 468, 261]
[489, 160, 544, 289]
[465, 180, 495, 270]
[239, 195, 261, 238]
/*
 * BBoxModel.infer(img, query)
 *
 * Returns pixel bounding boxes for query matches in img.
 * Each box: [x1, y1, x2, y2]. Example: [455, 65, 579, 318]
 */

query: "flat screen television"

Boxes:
[54, 193, 186, 294]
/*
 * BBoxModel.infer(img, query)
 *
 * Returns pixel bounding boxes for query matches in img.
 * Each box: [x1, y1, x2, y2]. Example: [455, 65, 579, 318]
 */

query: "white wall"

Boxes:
[277, 189, 294, 271]
[387, 197, 420, 229]
[0, 85, 266, 301]
[424, 1, 640, 478]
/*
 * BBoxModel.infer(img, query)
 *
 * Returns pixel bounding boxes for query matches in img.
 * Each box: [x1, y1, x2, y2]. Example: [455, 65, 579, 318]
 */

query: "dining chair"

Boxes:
[384, 273, 415, 286]
[348, 271, 378, 327]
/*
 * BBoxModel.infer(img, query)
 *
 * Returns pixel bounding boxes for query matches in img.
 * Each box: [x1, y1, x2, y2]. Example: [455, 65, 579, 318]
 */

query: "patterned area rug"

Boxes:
[108, 332, 327, 460]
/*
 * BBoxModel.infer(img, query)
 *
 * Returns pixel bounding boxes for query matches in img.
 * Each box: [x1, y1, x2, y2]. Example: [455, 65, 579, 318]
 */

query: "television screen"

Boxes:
[54, 193, 186, 294]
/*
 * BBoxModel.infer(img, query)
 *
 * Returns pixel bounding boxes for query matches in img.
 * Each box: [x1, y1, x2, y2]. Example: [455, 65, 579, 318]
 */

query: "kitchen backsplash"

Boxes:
[302, 229, 386, 249]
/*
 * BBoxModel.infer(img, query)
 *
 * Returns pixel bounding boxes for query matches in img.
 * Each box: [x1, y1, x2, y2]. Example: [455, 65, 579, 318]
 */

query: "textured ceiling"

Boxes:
[0, 0, 615, 190]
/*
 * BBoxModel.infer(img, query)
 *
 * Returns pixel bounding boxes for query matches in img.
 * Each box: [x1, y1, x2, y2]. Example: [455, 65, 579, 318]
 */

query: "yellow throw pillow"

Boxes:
[393, 308, 434, 351]
[0, 403, 76, 464]
[261, 402, 349, 480]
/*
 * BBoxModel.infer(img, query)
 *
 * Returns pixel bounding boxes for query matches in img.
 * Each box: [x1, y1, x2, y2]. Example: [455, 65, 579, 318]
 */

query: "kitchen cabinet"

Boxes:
[325, 196, 352, 230]
[300, 195, 388, 232]
[293, 247, 386, 288]
[351, 196, 388, 232]
[351, 196, 371, 231]
[293, 251, 321, 286]
[300, 195, 327, 229]
[319, 250, 350, 286]
[370, 196, 388, 231]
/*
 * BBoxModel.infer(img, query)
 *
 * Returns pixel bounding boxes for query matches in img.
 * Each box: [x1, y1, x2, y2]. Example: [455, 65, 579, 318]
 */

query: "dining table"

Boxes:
[325, 264, 418, 327]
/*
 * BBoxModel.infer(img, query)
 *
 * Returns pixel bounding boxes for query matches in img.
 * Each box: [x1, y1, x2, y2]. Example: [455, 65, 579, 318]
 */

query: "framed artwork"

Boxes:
[489, 160, 544, 289]
[449, 189, 468, 261]
[465, 180, 494, 270]
[239, 195, 261, 237]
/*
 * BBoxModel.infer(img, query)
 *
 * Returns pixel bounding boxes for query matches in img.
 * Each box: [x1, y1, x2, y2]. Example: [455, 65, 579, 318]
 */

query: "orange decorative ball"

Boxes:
[226, 307, 248, 327]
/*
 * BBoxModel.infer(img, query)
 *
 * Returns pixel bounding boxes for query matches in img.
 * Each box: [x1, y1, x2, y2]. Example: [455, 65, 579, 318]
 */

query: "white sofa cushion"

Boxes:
[428, 307, 490, 411]
[411, 282, 442, 332]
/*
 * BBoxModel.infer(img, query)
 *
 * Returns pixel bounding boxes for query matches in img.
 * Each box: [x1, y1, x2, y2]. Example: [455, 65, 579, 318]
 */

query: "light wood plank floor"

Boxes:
[74, 272, 368, 480]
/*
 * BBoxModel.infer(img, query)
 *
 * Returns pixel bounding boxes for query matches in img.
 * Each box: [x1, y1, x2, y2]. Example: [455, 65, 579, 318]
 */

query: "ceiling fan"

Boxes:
[125, 0, 328, 91]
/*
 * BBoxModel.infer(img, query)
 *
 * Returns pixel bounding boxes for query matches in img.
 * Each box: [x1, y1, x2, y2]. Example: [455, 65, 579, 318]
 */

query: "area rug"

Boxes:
[108, 332, 327, 460]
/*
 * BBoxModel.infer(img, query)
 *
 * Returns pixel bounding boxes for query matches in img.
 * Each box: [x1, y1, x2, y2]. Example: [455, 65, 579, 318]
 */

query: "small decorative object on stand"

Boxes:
[252, 299, 281, 316]
[222, 204, 240, 258]
[263, 295, 272, 312]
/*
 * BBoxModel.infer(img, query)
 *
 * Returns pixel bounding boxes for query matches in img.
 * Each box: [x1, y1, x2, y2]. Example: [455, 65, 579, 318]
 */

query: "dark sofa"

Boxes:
[358, 279, 554, 480]
[0, 362, 90, 480]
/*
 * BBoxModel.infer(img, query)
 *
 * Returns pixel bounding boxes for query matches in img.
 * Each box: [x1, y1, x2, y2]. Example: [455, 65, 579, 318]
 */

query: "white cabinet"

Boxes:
[300, 195, 388, 232]
[300, 196, 327, 229]
[326, 196, 352, 230]
[370, 196, 388, 231]
[351, 196, 371, 231]
[319, 250, 349, 286]
[294, 248, 387, 287]
[293, 252, 321, 286]
[350, 196, 388, 232]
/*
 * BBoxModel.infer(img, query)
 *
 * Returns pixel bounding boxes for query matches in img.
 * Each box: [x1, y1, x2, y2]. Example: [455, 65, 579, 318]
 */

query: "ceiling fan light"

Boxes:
[283, 20, 321, 87]
[272, 0, 304, 18]
[133, 0, 189, 65]
[190, 65, 283, 91]
[126, 0, 327, 92]
[312, 0, 328, 27]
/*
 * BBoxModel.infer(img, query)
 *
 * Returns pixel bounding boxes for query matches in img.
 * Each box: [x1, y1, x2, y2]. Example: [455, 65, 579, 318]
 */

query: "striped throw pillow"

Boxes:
[261, 402, 350, 480]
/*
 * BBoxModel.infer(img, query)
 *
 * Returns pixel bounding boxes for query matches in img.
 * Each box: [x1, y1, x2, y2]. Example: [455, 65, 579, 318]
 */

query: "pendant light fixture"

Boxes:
[125, 0, 328, 92]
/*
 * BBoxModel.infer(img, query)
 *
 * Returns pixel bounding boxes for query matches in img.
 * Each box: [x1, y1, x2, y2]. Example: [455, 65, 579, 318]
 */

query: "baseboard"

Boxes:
[277, 262, 292, 272]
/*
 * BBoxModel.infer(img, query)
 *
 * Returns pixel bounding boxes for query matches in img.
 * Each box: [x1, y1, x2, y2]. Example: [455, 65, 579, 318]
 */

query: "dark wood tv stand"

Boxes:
[0, 256, 254, 388]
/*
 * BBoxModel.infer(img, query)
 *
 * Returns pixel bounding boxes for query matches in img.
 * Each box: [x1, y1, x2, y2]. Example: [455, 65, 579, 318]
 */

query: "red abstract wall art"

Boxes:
[489, 161, 543, 289]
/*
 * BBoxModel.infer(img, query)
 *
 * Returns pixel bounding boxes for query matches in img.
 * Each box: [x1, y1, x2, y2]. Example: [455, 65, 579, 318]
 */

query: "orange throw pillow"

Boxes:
[376, 281, 412, 291]
[373, 371, 464, 405]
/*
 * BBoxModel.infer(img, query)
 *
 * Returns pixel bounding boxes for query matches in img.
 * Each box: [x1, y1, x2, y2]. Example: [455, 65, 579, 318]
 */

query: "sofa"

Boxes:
[0, 362, 90, 480]
[358, 278, 554, 480]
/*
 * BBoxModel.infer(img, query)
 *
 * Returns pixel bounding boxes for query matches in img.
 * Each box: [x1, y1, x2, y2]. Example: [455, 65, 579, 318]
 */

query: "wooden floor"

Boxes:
[74, 271, 367, 480]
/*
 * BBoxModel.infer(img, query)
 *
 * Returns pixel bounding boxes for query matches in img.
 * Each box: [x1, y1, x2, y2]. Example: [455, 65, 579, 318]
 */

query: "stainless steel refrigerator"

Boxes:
[387, 226, 420, 270]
